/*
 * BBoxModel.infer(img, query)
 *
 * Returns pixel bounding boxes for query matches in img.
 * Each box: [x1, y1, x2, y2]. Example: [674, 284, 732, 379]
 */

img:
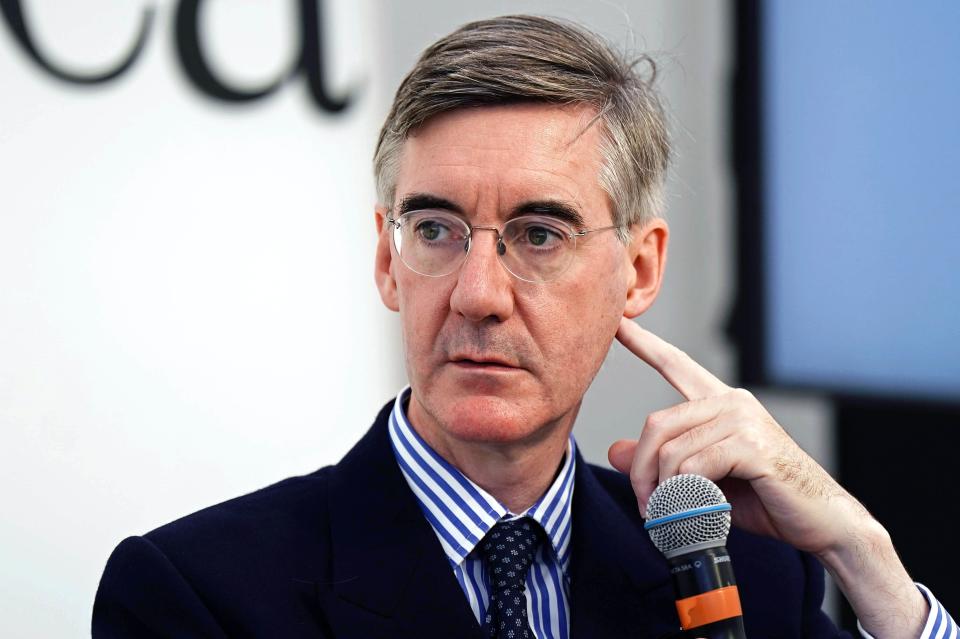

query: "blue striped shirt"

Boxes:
[387, 388, 955, 638]
[388, 388, 574, 639]
[859, 583, 956, 639]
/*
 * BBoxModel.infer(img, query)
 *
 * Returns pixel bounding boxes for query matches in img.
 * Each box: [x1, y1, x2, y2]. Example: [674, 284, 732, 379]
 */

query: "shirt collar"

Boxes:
[388, 387, 576, 572]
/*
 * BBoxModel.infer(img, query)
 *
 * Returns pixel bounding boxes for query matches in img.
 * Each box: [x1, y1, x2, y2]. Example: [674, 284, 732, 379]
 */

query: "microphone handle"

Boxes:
[668, 545, 746, 639]
[677, 617, 746, 639]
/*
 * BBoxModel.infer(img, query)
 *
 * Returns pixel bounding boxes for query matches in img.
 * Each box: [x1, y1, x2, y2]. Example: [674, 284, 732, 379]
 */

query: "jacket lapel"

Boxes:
[309, 401, 678, 638]
[322, 402, 483, 639]
[568, 452, 679, 639]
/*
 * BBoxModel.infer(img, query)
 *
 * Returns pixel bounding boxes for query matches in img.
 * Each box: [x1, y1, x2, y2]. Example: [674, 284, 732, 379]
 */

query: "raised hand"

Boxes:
[608, 317, 929, 638]
[607, 317, 866, 555]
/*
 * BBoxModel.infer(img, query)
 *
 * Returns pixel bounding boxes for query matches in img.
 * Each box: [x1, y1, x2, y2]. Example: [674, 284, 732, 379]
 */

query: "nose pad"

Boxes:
[462, 227, 509, 277]
[450, 228, 516, 322]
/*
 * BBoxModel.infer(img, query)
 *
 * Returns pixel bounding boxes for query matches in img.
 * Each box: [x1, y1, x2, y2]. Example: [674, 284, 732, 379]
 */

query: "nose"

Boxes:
[448, 227, 515, 323]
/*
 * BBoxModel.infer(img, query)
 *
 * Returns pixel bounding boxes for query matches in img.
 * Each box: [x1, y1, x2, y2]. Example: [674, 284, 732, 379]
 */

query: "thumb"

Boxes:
[608, 439, 638, 474]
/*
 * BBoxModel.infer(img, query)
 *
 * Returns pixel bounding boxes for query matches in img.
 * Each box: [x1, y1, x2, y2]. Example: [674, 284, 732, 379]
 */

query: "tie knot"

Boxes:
[479, 517, 545, 593]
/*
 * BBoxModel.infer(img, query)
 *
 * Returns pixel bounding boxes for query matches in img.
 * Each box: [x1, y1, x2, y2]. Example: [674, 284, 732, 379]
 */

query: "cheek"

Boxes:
[396, 276, 450, 357]
[537, 270, 626, 378]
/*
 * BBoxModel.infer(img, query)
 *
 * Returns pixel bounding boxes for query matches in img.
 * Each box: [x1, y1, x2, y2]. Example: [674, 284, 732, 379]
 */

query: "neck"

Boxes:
[406, 397, 578, 513]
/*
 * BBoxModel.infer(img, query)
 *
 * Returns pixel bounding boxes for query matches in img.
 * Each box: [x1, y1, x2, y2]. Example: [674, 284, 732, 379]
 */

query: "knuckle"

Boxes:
[643, 412, 664, 434]
[741, 429, 766, 453]
[683, 445, 723, 475]
[659, 439, 678, 460]
[677, 456, 700, 475]
[676, 458, 692, 474]
[731, 387, 755, 403]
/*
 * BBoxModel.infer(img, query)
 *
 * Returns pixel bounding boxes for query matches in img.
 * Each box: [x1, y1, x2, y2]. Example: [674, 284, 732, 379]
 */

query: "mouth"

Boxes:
[449, 355, 522, 372]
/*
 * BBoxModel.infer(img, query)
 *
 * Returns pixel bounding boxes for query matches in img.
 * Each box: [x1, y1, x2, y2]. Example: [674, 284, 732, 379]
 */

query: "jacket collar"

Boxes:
[326, 400, 482, 637]
[321, 401, 677, 638]
[567, 447, 678, 638]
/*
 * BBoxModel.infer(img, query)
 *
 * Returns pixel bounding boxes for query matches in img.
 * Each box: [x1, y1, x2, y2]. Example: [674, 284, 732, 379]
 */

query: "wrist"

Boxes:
[817, 519, 927, 639]
[814, 511, 890, 571]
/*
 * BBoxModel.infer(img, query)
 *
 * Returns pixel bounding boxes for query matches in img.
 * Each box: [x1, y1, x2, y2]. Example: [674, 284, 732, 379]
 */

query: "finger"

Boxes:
[629, 396, 730, 509]
[646, 395, 726, 436]
[608, 439, 637, 474]
[609, 399, 721, 474]
[674, 437, 740, 484]
[616, 317, 729, 401]
[657, 419, 732, 485]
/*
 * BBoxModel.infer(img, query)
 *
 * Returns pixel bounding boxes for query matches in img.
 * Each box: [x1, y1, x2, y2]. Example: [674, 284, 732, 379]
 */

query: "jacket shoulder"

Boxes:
[145, 466, 335, 562]
[583, 462, 647, 523]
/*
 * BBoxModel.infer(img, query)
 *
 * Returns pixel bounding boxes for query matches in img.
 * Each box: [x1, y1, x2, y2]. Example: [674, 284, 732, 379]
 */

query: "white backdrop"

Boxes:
[0, 1, 402, 634]
[0, 1, 836, 635]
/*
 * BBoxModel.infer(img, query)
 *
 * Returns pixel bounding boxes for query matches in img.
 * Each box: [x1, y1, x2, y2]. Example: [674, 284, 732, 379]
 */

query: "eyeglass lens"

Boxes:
[392, 210, 575, 282]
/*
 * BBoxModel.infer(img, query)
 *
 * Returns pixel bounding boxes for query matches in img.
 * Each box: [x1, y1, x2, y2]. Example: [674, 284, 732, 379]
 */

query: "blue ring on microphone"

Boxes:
[643, 503, 732, 530]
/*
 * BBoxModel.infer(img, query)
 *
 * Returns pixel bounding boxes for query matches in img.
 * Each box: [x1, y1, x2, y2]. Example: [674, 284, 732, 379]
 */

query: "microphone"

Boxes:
[645, 474, 746, 639]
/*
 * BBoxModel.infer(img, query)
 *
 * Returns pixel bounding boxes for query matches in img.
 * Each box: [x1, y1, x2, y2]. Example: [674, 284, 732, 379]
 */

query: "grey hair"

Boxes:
[373, 15, 670, 241]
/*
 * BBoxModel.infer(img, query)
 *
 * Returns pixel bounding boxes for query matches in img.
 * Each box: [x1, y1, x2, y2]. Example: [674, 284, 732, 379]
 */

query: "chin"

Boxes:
[438, 395, 549, 445]
[409, 369, 579, 447]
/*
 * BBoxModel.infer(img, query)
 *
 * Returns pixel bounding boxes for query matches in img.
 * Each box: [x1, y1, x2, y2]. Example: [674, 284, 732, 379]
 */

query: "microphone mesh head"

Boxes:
[645, 474, 731, 556]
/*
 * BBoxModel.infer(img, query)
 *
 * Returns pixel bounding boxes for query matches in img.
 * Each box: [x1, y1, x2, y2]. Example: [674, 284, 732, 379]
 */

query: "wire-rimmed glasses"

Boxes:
[386, 209, 620, 283]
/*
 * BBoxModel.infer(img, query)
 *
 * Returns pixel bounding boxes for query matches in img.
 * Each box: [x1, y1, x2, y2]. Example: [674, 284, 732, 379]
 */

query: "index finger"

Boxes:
[616, 317, 730, 401]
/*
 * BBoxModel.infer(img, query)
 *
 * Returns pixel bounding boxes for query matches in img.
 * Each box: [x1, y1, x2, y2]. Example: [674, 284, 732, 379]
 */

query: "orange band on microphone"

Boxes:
[675, 585, 743, 629]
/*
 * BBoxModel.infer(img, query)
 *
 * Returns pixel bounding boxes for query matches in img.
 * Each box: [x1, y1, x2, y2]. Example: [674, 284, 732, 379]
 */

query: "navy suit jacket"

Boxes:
[93, 400, 851, 638]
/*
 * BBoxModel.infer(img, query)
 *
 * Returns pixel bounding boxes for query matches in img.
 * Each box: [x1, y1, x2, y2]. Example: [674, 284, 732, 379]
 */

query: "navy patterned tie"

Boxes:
[479, 517, 545, 639]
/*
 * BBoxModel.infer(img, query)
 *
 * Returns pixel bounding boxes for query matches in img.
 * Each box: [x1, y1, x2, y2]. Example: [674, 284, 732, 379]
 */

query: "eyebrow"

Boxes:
[396, 193, 463, 215]
[512, 200, 585, 229]
[396, 193, 585, 229]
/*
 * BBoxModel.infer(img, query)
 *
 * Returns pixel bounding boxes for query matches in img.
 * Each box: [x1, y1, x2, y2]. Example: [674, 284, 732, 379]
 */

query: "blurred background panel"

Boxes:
[1, 0, 955, 636]
[731, 0, 959, 624]
[756, 0, 959, 401]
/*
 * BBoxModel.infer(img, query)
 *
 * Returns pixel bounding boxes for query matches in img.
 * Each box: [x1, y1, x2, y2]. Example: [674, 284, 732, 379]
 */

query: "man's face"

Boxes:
[375, 103, 664, 449]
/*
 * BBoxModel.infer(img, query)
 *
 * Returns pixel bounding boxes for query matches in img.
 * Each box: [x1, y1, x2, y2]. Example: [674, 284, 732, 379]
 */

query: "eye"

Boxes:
[408, 214, 464, 243]
[514, 220, 566, 249]
[527, 226, 554, 246]
[416, 219, 447, 241]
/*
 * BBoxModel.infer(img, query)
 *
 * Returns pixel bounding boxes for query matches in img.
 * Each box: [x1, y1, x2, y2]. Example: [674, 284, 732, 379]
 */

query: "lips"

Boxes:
[449, 354, 521, 369]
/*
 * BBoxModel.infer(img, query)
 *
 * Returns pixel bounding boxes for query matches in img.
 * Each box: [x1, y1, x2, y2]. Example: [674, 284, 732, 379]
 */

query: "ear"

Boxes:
[374, 208, 400, 312]
[623, 218, 669, 318]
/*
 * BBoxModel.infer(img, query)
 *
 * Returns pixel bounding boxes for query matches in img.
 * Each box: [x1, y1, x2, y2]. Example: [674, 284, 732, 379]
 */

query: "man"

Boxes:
[93, 15, 953, 639]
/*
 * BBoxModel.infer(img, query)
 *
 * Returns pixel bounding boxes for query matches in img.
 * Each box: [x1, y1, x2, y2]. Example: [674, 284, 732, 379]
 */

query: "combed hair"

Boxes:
[373, 15, 670, 240]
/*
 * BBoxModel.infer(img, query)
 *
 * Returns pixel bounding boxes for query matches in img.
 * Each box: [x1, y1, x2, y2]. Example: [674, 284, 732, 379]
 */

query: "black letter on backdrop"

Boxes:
[297, 0, 351, 113]
[175, 0, 287, 101]
[0, 0, 153, 84]
[174, 0, 353, 113]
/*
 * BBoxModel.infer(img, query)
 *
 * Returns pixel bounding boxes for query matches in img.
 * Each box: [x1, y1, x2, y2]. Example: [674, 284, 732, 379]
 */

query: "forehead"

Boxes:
[394, 103, 610, 223]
